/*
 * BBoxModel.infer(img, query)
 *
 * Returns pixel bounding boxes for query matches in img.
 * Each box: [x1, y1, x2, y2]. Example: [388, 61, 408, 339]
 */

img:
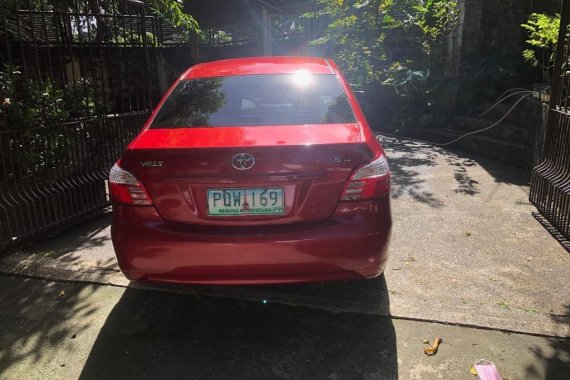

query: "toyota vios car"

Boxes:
[109, 56, 391, 285]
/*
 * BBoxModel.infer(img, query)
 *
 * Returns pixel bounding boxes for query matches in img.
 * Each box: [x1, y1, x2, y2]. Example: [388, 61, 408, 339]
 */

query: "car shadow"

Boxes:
[78, 276, 398, 379]
[248, 275, 393, 315]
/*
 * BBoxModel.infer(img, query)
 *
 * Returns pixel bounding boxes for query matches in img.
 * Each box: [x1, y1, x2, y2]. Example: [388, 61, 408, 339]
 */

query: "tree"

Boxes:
[306, 0, 458, 129]
[147, 0, 198, 32]
[0, 0, 198, 42]
[306, 0, 457, 87]
[521, 12, 560, 83]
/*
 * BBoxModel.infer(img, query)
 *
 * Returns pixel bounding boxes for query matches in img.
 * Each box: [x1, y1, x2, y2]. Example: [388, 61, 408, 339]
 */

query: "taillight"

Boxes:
[340, 154, 390, 201]
[108, 163, 153, 206]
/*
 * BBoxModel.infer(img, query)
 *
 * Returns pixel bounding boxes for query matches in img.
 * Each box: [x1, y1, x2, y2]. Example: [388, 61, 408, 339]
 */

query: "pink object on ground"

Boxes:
[474, 360, 503, 380]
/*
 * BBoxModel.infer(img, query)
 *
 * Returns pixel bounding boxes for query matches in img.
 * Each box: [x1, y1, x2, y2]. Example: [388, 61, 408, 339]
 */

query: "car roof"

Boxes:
[182, 56, 335, 79]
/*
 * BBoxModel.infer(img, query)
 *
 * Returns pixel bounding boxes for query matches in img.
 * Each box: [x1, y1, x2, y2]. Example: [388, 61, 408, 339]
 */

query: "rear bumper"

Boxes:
[111, 199, 391, 285]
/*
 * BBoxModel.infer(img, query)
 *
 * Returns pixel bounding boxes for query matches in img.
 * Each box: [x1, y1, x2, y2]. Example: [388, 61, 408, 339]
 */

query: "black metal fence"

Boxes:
[0, 0, 319, 250]
[0, 0, 167, 250]
[530, 0, 570, 241]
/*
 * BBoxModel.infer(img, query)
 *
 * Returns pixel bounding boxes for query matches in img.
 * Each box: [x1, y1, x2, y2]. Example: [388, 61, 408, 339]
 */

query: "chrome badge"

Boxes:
[330, 155, 352, 163]
[140, 160, 164, 167]
[231, 153, 255, 170]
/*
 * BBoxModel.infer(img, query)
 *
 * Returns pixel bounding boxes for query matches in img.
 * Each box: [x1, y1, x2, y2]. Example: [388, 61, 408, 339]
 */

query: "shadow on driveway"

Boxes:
[526, 304, 570, 380]
[380, 137, 446, 208]
[20, 213, 112, 263]
[379, 135, 530, 205]
[0, 276, 99, 376]
[78, 276, 398, 380]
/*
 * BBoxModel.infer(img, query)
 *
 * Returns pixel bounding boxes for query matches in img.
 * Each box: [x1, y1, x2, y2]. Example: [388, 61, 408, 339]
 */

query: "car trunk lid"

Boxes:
[121, 124, 364, 226]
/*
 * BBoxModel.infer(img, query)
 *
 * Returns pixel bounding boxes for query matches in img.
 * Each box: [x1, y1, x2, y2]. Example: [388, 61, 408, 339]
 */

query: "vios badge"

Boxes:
[231, 153, 255, 170]
[140, 161, 164, 167]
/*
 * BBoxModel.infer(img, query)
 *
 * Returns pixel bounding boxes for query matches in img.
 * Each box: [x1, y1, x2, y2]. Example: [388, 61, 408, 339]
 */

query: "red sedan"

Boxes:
[109, 57, 392, 285]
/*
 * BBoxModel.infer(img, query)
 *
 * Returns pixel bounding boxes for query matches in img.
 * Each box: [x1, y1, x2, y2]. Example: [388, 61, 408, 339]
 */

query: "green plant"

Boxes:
[308, 0, 458, 82]
[0, 65, 111, 178]
[1, 65, 69, 129]
[0, 70, 70, 176]
[521, 12, 560, 82]
[0, 0, 198, 45]
[414, 0, 459, 58]
[305, 0, 458, 130]
[198, 30, 233, 46]
[520, 306, 539, 314]
[147, 0, 199, 32]
[497, 299, 511, 310]
[63, 78, 109, 118]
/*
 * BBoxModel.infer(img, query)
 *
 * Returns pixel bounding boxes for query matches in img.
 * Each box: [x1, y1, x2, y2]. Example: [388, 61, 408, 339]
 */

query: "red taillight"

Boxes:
[108, 163, 153, 206]
[340, 154, 390, 201]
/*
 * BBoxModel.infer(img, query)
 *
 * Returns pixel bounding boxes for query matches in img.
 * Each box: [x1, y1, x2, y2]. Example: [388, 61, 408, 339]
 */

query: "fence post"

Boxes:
[529, 0, 570, 243]
[140, 1, 152, 111]
[261, 7, 272, 56]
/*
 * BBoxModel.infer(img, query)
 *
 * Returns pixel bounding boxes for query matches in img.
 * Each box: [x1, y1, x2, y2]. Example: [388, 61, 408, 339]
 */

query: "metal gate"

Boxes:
[530, 0, 570, 241]
[0, 0, 156, 250]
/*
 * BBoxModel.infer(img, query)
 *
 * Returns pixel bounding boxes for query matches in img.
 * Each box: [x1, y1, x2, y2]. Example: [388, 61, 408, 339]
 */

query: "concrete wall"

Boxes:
[461, 0, 561, 60]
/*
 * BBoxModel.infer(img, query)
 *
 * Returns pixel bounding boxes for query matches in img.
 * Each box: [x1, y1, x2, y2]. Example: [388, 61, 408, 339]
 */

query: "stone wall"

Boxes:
[460, 0, 560, 61]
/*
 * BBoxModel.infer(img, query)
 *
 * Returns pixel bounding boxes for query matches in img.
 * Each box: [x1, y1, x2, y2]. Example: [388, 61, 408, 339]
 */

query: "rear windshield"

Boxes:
[150, 73, 356, 128]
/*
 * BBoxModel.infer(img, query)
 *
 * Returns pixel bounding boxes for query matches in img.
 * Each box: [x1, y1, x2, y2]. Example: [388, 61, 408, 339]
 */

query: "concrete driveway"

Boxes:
[0, 136, 568, 378]
[2, 136, 568, 336]
[1, 274, 568, 380]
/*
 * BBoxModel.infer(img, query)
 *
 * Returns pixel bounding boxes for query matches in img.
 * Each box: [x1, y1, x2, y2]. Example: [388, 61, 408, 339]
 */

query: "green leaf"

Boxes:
[147, 0, 199, 31]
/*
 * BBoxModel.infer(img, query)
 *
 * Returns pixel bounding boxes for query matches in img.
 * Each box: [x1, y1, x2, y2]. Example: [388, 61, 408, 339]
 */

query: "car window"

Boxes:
[150, 73, 356, 128]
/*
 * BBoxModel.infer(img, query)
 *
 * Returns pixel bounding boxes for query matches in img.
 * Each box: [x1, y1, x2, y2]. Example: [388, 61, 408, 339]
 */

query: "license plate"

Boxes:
[207, 188, 284, 216]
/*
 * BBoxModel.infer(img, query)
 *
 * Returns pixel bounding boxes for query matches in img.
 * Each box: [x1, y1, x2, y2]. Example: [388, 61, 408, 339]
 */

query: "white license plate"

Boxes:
[207, 188, 284, 216]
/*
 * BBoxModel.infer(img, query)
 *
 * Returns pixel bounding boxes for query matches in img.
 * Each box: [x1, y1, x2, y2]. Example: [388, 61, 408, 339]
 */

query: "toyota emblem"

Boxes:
[231, 153, 256, 170]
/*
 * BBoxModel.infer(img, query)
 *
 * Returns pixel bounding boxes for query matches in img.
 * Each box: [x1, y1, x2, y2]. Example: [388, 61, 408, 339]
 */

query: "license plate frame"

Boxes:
[207, 187, 285, 216]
